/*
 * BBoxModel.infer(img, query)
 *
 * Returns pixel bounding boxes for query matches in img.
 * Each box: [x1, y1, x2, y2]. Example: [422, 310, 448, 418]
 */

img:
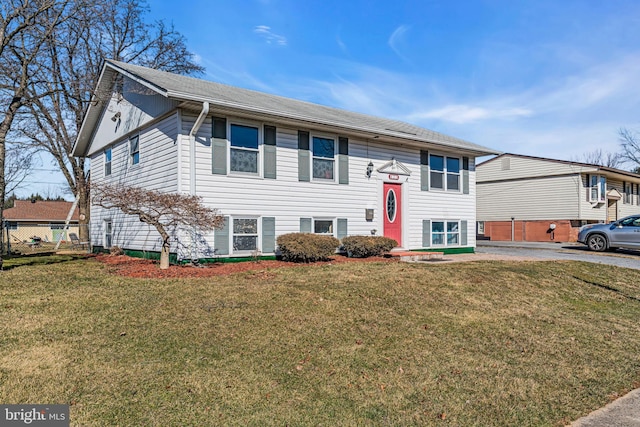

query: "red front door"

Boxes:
[383, 183, 402, 247]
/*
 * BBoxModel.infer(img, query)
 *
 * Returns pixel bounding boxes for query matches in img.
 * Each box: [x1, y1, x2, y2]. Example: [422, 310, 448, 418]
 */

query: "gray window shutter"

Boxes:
[422, 220, 431, 247]
[463, 157, 470, 195]
[212, 117, 227, 175]
[420, 151, 429, 191]
[300, 217, 312, 233]
[337, 218, 348, 240]
[298, 131, 310, 182]
[214, 216, 229, 255]
[262, 217, 276, 253]
[264, 125, 277, 179]
[461, 220, 468, 246]
[338, 137, 349, 184]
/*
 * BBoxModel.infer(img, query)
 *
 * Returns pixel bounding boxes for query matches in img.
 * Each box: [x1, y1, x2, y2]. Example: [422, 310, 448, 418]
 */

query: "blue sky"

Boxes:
[19, 0, 640, 198]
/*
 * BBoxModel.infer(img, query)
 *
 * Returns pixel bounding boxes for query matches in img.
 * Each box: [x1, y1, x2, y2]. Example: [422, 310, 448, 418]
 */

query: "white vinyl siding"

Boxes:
[89, 114, 179, 250]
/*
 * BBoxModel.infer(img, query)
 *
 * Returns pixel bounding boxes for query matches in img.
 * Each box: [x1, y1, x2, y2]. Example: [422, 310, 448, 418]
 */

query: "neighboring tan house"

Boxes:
[476, 153, 640, 242]
[3, 200, 79, 243]
[72, 60, 498, 261]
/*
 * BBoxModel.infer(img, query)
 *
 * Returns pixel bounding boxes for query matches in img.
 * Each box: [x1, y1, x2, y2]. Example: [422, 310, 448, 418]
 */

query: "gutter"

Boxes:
[188, 101, 210, 195]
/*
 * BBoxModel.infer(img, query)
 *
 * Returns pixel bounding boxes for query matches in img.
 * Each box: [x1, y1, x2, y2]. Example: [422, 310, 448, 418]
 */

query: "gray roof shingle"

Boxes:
[75, 60, 499, 156]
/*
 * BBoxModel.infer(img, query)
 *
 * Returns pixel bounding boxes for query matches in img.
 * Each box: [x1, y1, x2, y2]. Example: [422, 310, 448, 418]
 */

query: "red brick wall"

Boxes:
[482, 220, 579, 242]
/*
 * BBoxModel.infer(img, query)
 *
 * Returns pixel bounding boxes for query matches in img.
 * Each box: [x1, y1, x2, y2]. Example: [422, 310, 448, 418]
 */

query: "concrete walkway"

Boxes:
[569, 388, 640, 427]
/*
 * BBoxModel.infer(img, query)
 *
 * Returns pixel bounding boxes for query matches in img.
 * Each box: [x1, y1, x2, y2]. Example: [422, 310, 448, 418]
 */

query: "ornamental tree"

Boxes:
[92, 183, 224, 269]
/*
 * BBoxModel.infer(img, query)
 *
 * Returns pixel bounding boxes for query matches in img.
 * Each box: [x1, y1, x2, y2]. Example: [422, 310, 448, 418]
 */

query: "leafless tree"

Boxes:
[5, 143, 33, 195]
[92, 183, 224, 269]
[18, 0, 203, 243]
[619, 127, 640, 172]
[573, 148, 623, 169]
[0, 0, 76, 263]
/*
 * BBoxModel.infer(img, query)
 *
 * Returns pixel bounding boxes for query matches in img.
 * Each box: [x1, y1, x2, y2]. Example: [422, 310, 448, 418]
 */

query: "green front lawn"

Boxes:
[1, 258, 639, 425]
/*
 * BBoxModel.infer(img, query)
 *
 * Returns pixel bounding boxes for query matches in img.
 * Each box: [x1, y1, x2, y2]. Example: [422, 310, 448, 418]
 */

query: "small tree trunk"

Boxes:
[160, 240, 170, 270]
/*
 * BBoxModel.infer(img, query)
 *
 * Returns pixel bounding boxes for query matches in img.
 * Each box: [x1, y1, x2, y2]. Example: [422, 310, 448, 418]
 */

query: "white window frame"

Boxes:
[477, 221, 485, 235]
[311, 134, 336, 182]
[430, 154, 461, 192]
[432, 220, 461, 247]
[637, 183, 640, 206]
[104, 219, 113, 249]
[231, 216, 260, 253]
[129, 135, 140, 166]
[104, 148, 112, 176]
[588, 175, 606, 203]
[313, 218, 335, 236]
[229, 121, 261, 176]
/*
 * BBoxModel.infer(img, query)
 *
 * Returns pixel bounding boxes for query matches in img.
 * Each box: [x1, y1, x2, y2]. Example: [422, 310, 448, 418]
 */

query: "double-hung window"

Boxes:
[432, 220, 460, 246]
[130, 135, 139, 165]
[232, 218, 258, 252]
[312, 136, 335, 180]
[588, 175, 606, 203]
[104, 148, 112, 176]
[430, 154, 460, 191]
[230, 124, 259, 174]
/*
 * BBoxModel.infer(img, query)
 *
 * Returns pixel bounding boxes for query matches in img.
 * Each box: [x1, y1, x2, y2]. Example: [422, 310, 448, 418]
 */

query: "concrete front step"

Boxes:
[384, 251, 445, 262]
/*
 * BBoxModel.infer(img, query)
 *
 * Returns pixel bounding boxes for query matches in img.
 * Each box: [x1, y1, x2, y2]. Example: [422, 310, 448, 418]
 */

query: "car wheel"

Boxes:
[587, 234, 607, 252]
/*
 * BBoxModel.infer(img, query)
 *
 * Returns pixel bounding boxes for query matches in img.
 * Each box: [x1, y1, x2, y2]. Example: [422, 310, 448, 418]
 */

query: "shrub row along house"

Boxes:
[73, 60, 498, 261]
[476, 153, 640, 242]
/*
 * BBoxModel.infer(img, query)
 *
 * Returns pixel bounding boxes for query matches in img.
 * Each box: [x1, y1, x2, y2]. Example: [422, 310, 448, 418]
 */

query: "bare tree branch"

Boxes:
[92, 183, 224, 269]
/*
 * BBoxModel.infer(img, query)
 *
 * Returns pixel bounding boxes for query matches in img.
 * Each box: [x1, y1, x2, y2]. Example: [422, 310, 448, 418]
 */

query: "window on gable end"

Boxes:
[129, 135, 139, 165]
[105, 148, 112, 176]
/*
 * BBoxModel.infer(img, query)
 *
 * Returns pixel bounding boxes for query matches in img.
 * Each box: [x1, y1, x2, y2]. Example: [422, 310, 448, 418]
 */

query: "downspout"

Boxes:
[187, 102, 210, 262]
[189, 102, 210, 195]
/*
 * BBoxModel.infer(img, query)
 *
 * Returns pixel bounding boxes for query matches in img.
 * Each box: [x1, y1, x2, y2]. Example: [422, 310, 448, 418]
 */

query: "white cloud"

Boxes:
[408, 105, 532, 124]
[388, 25, 411, 62]
[254, 25, 287, 46]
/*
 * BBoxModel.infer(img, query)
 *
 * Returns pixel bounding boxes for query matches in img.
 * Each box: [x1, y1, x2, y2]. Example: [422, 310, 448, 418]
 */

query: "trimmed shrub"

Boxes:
[277, 233, 340, 263]
[342, 235, 398, 258]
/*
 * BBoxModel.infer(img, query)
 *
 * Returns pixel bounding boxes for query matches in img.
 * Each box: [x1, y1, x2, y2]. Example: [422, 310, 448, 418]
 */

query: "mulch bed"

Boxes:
[95, 254, 396, 279]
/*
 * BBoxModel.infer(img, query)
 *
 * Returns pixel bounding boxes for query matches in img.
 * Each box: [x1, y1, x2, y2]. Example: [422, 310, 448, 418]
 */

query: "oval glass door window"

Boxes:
[386, 189, 397, 222]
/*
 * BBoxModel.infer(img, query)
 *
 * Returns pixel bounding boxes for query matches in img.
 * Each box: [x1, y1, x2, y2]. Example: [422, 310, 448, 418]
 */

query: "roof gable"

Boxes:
[4, 201, 79, 222]
[74, 60, 499, 158]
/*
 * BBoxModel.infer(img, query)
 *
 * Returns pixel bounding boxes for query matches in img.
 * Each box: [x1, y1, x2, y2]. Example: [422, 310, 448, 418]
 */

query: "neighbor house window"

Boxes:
[130, 135, 139, 165]
[432, 220, 460, 246]
[477, 221, 485, 235]
[624, 182, 632, 204]
[105, 148, 112, 176]
[230, 124, 259, 174]
[588, 175, 606, 203]
[232, 218, 258, 252]
[6, 222, 18, 230]
[430, 154, 460, 191]
[312, 136, 335, 180]
[314, 219, 334, 235]
[104, 220, 112, 248]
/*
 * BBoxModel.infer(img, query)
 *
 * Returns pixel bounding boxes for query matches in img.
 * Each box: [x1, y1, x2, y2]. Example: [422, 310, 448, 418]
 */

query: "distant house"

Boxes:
[3, 200, 79, 242]
[72, 60, 498, 261]
[476, 153, 640, 242]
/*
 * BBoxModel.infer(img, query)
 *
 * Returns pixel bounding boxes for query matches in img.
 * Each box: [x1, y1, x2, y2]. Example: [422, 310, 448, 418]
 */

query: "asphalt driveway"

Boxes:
[476, 241, 640, 270]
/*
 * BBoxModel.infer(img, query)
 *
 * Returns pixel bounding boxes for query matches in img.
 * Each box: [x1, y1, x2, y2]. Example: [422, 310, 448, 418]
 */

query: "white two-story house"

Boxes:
[73, 60, 498, 261]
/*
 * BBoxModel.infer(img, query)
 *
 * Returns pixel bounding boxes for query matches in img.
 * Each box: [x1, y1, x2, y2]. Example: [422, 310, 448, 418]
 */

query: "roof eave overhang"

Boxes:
[173, 96, 500, 157]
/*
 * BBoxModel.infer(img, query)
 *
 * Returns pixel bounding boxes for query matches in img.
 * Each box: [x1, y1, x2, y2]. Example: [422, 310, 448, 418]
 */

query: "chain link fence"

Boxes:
[1, 223, 91, 255]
